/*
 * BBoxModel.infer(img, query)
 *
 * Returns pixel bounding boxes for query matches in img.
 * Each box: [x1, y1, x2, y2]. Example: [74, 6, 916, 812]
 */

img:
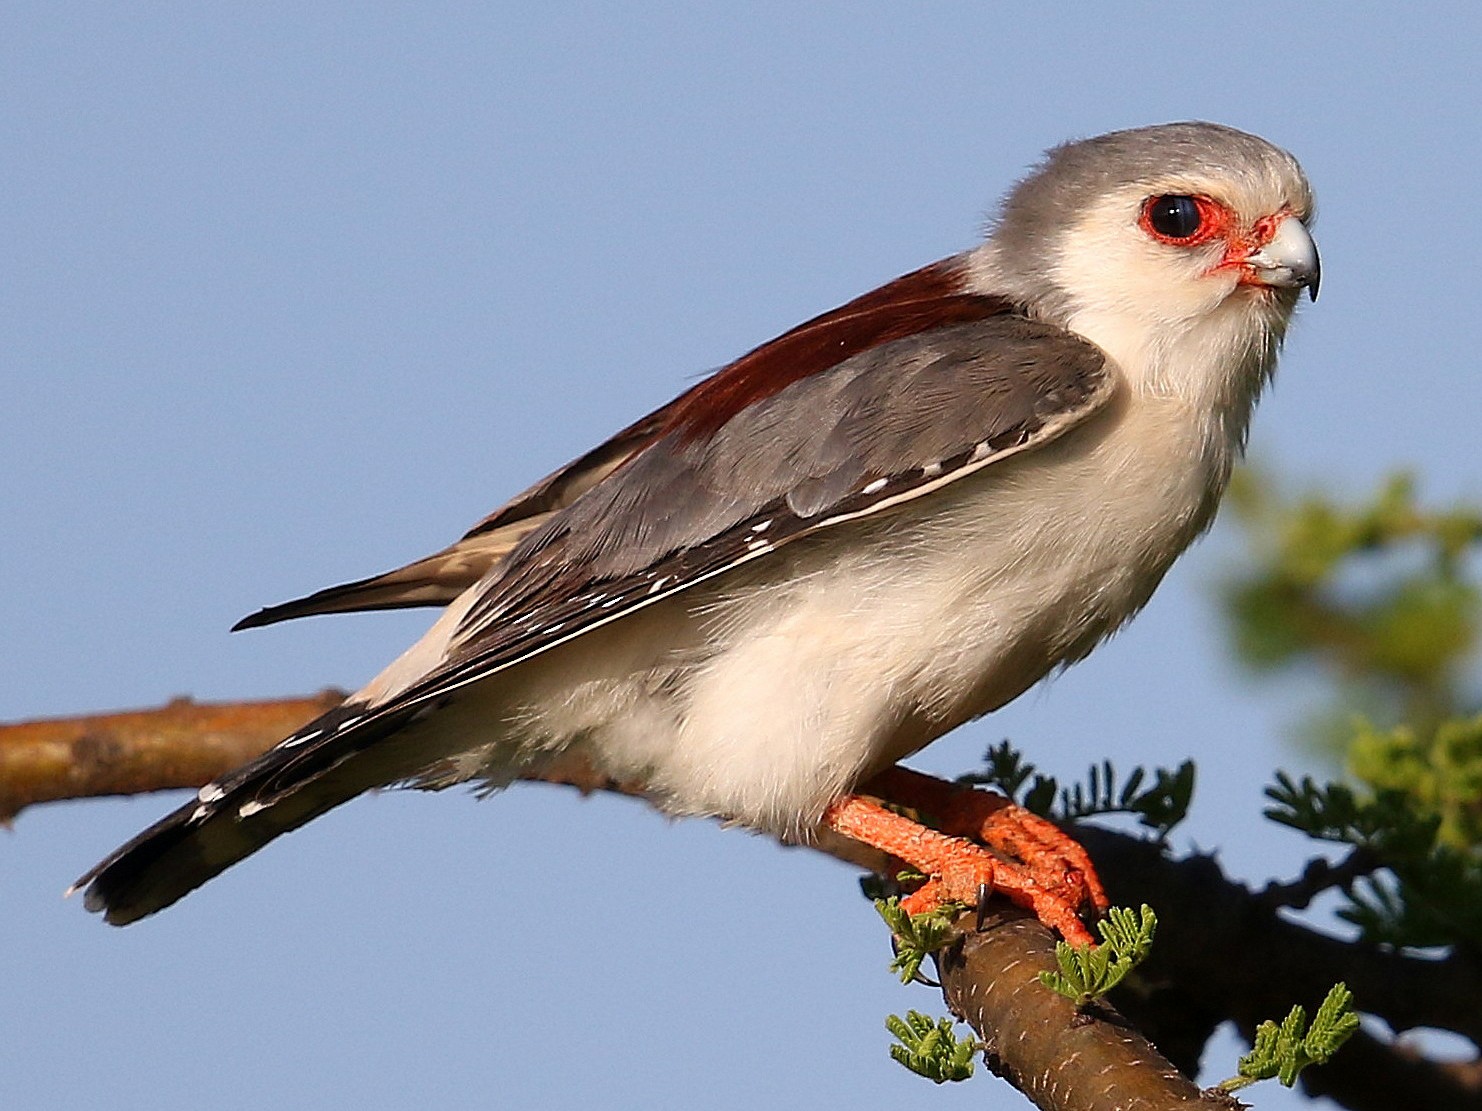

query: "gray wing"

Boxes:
[412, 314, 1114, 702]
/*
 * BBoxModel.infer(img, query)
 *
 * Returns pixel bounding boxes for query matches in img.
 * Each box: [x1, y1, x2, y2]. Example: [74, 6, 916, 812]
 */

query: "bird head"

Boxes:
[970, 121, 1319, 410]
[978, 122, 1317, 320]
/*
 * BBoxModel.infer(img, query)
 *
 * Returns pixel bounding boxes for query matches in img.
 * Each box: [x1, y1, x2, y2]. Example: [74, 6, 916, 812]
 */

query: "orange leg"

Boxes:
[823, 768, 1107, 948]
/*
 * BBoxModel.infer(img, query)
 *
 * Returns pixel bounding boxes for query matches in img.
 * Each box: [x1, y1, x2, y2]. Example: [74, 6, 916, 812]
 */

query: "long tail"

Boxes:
[71, 700, 430, 925]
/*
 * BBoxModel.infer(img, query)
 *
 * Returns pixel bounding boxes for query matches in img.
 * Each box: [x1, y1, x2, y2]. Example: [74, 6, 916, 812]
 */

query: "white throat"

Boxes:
[1063, 293, 1284, 458]
[964, 241, 1290, 465]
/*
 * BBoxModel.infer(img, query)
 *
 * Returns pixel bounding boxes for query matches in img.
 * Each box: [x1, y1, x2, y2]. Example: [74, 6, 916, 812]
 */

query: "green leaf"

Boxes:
[1218, 983, 1360, 1092]
[1037, 905, 1157, 1006]
[1220, 471, 1482, 756]
[885, 1010, 978, 1083]
[875, 898, 962, 984]
[1263, 767, 1482, 948]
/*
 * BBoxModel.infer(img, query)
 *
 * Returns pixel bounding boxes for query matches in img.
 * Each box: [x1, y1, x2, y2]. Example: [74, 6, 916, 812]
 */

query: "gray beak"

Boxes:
[1245, 216, 1321, 301]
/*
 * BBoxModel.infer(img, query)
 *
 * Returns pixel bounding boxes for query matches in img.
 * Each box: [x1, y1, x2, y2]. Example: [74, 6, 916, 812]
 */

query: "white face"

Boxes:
[964, 124, 1318, 417]
[1033, 165, 1318, 423]
[1053, 169, 1318, 333]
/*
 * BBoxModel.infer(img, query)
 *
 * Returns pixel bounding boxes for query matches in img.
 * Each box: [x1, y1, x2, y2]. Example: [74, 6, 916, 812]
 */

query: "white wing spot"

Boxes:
[749, 519, 773, 533]
[861, 477, 889, 495]
[238, 799, 268, 819]
[970, 441, 992, 461]
[279, 727, 322, 749]
[746, 538, 773, 553]
[189, 803, 212, 824]
[197, 782, 225, 804]
[922, 461, 943, 478]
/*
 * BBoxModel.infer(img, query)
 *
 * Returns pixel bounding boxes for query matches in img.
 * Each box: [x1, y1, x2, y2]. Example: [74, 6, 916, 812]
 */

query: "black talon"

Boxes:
[888, 932, 941, 988]
[975, 882, 993, 931]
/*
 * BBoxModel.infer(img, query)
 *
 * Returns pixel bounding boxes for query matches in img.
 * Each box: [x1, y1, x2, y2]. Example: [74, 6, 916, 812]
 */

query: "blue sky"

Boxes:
[5, 5, 1479, 1109]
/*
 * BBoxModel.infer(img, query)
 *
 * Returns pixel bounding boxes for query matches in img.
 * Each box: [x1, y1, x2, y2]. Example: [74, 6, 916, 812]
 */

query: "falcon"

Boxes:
[75, 122, 1319, 942]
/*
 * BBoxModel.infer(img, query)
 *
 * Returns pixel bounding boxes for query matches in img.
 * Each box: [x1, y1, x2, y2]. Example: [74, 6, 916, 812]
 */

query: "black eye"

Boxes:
[1146, 194, 1202, 240]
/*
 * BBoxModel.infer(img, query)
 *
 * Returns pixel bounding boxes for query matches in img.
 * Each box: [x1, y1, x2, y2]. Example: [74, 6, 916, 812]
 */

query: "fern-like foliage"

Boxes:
[885, 1010, 979, 1083]
[1266, 771, 1439, 855]
[1267, 771, 1482, 947]
[964, 741, 1194, 840]
[1226, 476, 1482, 950]
[874, 897, 962, 984]
[1218, 983, 1360, 1092]
[1038, 904, 1157, 1007]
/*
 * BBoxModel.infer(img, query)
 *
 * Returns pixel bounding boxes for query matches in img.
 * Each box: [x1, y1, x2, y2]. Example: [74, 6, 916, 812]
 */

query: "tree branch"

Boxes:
[0, 692, 345, 823]
[933, 909, 1233, 1111]
[1079, 828, 1482, 1052]
[5, 695, 1479, 1110]
[1296, 1025, 1482, 1111]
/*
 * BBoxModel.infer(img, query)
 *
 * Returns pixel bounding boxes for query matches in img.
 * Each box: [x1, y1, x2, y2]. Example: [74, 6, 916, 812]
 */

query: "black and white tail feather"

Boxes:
[70, 701, 432, 924]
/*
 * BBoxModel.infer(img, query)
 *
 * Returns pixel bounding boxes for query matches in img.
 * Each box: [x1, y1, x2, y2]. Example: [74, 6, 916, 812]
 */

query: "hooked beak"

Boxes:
[1243, 215, 1321, 301]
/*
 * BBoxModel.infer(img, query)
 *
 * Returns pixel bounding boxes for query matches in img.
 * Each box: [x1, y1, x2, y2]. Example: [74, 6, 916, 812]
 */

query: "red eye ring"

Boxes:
[1139, 194, 1228, 246]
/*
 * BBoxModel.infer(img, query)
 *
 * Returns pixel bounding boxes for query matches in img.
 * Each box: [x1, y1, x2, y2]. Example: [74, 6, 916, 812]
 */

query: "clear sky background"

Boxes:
[5, 5, 1479, 1110]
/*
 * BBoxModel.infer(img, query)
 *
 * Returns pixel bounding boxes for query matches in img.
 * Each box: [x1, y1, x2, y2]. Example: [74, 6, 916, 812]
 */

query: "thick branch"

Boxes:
[934, 909, 1232, 1111]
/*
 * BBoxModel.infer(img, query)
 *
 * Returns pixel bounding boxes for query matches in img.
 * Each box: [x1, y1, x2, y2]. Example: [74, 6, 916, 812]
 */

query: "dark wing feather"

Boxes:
[230, 407, 674, 630]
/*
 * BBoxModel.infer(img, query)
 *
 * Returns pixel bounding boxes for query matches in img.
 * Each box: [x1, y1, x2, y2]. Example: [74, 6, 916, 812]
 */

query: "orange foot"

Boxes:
[823, 766, 1108, 948]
